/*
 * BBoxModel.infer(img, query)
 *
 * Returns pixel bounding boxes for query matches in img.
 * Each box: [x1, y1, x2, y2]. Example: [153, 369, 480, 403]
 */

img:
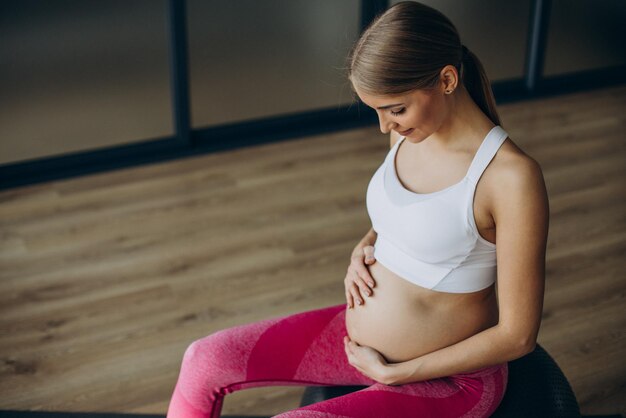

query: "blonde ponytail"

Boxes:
[460, 45, 501, 125]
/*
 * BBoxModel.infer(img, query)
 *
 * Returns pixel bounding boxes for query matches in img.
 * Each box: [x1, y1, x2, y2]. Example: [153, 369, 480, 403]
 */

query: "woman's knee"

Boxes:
[180, 329, 248, 385]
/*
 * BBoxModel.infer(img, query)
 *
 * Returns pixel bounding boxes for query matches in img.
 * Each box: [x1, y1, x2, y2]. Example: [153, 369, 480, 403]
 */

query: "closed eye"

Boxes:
[390, 109, 405, 116]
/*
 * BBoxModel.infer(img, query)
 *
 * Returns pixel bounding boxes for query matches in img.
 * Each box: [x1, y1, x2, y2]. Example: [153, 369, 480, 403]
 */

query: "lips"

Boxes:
[399, 128, 414, 135]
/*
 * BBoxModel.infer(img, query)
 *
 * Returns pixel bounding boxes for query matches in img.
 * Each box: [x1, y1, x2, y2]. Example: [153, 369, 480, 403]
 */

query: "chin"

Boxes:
[404, 131, 427, 143]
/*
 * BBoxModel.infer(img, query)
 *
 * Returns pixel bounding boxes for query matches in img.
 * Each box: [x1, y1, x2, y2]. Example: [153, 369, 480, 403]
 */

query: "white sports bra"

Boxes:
[366, 125, 509, 293]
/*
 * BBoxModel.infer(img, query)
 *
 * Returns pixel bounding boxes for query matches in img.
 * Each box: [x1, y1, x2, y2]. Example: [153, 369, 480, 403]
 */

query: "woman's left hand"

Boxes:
[343, 335, 390, 384]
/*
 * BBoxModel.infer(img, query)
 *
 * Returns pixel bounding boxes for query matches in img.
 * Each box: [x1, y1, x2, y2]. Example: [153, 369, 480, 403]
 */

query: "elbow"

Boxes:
[512, 335, 537, 358]
[518, 338, 536, 357]
[501, 326, 537, 359]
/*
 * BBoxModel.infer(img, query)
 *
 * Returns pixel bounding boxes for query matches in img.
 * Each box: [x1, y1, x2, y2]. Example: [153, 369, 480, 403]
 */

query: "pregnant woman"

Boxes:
[167, 2, 549, 417]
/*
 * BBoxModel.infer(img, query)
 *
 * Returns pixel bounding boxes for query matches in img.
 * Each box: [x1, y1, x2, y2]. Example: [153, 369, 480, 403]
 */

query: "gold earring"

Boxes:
[445, 90, 452, 94]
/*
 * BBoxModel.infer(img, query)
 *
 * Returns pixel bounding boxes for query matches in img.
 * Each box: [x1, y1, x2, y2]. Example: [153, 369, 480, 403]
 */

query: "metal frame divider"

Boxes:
[0, 0, 623, 190]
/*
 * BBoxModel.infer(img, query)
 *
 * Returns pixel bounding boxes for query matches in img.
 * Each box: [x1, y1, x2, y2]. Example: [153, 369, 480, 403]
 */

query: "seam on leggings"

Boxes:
[223, 377, 371, 392]
[213, 378, 369, 418]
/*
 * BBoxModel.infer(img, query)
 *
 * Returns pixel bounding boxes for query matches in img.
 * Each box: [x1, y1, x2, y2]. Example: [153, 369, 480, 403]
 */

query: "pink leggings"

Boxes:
[167, 303, 508, 417]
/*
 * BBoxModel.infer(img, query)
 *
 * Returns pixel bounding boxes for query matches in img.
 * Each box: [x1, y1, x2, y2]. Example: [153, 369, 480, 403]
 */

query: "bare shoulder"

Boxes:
[486, 137, 550, 221]
[492, 137, 545, 190]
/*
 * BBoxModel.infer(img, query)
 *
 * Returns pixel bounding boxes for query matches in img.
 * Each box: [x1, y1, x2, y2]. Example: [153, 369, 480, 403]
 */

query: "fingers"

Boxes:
[345, 288, 354, 309]
[345, 268, 369, 308]
[357, 265, 375, 289]
[344, 338, 354, 364]
[344, 337, 364, 372]
[345, 272, 356, 309]
[350, 282, 364, 307]
[361, 247, 376, 287]
[363, 245, 376, 265]
[344, 336, 355, 356]
[347, 278, 371, 307]
[344, 336, 359, 348]
[345, 245, 378, 309]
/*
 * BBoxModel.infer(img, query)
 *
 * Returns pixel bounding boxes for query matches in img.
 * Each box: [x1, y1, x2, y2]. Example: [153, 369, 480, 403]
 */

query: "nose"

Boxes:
[378, 114, 397, 134]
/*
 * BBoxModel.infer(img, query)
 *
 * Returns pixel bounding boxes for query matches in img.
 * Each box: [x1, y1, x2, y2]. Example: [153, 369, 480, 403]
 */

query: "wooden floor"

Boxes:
[1, 84, 625, 417]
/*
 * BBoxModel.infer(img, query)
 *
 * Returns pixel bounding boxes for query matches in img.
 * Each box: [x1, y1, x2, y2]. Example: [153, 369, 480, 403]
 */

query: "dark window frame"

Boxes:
[1, 0, 623, 190]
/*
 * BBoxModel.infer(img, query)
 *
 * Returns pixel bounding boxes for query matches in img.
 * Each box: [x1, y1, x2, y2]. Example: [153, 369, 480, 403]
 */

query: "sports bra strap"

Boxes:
[466, 126, 508, 185]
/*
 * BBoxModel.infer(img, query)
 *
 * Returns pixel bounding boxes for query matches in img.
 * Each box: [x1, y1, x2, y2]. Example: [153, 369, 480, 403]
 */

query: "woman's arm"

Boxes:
[382, 157, 550, 385]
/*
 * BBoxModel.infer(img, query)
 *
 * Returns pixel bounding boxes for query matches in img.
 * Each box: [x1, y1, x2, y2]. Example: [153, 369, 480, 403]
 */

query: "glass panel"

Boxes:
[390, 0, 530, 82]
[187, 0, 361, 128]
[544, 0, 626, 76]
[0, 0, 173, 165]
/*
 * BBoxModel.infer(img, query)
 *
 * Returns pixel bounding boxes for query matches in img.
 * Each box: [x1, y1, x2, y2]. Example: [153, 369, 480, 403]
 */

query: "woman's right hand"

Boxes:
[344, 245, 377, 308]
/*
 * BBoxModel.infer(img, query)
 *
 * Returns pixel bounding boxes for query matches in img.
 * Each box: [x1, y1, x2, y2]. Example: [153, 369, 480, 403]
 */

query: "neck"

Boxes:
[430, 85, 495, 151]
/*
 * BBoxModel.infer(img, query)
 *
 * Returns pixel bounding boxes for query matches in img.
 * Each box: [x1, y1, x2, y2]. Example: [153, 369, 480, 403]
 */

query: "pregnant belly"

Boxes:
[344, 260, 498, 363]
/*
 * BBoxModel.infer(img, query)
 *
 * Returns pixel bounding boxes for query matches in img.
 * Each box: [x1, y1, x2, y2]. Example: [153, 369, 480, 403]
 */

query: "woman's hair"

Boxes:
[345, 1, 501, 125]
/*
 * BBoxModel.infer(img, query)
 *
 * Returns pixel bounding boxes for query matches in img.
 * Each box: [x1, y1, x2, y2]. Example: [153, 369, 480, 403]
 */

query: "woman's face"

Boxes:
[353, 74, 453, 144]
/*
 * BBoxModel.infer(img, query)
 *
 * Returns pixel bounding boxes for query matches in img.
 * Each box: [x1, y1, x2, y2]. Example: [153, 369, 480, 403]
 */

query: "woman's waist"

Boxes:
[366, 257, 497, 308]
[346, 262, 497, 328]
